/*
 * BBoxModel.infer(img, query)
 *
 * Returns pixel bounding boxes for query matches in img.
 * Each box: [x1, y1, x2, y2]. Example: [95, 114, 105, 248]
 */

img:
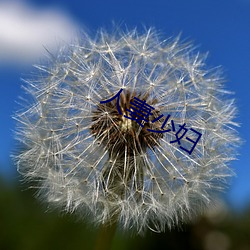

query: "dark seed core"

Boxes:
[90, 90, 163, 160]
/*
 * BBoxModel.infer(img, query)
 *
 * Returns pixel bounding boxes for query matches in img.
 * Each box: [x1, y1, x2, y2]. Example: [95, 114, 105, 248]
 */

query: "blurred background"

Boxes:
[0, 0, 250, 249]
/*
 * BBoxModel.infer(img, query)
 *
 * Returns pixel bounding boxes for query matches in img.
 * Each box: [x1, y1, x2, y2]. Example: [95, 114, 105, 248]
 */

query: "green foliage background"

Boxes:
[1, 176, 250, 250]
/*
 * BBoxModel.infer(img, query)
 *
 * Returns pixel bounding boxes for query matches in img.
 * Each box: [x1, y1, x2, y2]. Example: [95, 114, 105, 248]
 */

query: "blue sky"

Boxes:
[0, 0, 249, 210]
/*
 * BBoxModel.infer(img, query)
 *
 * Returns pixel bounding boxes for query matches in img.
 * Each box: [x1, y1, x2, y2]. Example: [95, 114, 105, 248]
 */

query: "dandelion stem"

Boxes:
[94, 221, 117, 250]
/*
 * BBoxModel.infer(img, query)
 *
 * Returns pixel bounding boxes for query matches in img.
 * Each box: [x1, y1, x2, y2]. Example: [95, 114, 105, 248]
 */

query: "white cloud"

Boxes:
[0, 1, 78, 65]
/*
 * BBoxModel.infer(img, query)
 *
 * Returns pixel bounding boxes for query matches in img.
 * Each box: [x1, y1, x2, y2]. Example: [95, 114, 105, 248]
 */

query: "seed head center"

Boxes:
[90, 90, 163, 158]
[120, 111, 133, 132]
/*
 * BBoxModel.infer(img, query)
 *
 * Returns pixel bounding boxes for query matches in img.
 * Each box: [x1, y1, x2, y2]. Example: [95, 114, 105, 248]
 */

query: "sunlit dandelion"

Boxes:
[14, 27, 240, 233]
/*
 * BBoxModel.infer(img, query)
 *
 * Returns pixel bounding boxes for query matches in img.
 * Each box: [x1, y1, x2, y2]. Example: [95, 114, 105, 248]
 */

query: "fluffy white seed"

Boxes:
[14, 28, 240, 233]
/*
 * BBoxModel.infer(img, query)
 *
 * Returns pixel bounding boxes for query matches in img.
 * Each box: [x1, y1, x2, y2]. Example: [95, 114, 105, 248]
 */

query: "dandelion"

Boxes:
[14, 27, 239, 234]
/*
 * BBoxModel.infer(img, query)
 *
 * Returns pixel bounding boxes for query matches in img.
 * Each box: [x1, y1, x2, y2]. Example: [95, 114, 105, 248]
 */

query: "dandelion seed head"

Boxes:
[14, 27, 240, 233]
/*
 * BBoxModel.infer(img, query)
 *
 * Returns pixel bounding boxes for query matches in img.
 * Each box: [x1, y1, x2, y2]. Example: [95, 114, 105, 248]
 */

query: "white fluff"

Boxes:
[14, 28, 240, 233]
